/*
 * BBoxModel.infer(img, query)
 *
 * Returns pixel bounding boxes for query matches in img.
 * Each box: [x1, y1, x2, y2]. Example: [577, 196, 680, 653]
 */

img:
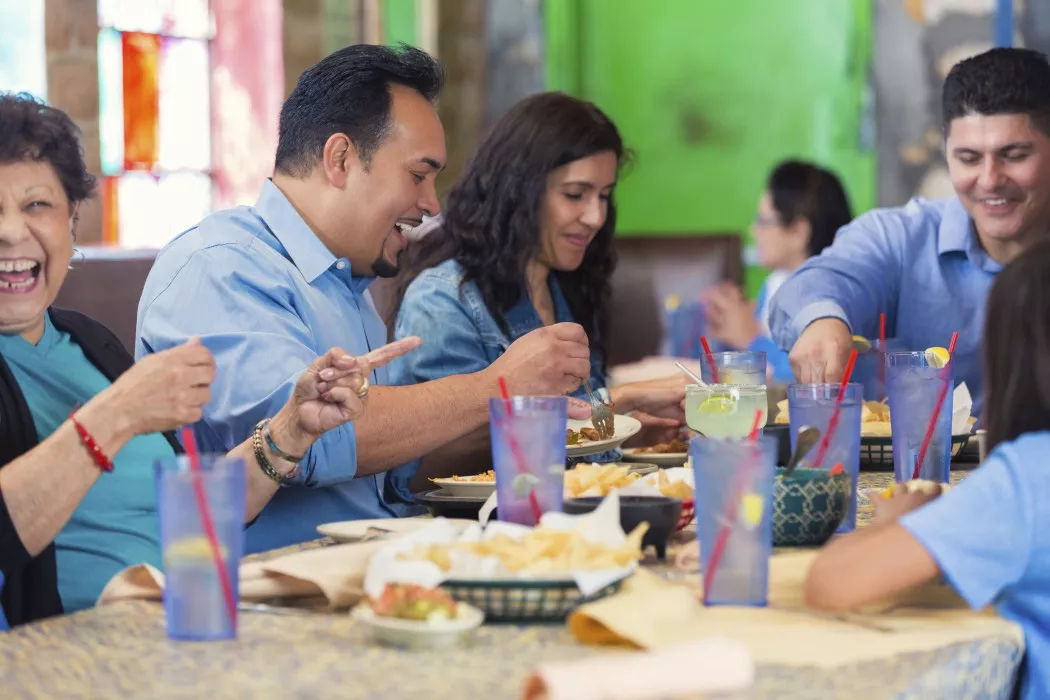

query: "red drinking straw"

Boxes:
[178, 427, 237, 627]
[878, 313, 887, 394]
[700, 336, 719, 383]
[811, 348, 859, 468]
[497, 377, 544, 524]
[702, 409, 764, 600]
[912, 332, 959, 480]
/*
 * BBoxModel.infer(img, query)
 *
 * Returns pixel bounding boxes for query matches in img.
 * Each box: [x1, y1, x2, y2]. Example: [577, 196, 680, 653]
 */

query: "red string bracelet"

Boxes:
[69, 410, 114, 473]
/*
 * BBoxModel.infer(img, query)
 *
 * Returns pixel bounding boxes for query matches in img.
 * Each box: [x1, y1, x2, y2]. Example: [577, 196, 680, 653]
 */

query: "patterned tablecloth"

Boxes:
[0, 471, 1024, 700]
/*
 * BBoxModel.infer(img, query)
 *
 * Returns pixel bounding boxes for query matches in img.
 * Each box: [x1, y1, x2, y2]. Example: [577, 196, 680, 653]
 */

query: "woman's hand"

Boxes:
[102, 337, 216, 439]
[611, 374, 688, 422]
[268, 337, 422, 456]
[703, 282, 760, 350]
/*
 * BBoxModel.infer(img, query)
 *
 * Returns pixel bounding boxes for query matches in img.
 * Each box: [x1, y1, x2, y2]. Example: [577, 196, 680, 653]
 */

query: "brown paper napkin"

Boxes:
[522, 637, 754, 700]
[568, 550, 1024, 669]
[97, 540, 388, 609]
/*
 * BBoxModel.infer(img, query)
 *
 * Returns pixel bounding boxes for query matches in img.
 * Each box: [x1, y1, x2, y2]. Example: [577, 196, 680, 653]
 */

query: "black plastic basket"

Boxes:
[860, 433, 972, 469]
[440, 577, 625, 623]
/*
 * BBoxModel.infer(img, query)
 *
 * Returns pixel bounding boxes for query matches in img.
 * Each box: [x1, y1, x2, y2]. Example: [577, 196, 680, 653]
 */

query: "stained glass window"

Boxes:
[0, 0, 46, 100]
[98, 0, 281, 248]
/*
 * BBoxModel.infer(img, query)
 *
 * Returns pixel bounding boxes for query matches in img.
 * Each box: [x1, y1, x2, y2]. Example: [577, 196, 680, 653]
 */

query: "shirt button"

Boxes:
[336, 260, 347, 270]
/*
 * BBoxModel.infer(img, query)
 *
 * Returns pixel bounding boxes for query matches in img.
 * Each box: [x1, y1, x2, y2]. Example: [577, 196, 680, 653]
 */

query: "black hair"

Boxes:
[390, 92, 628, 354]
[983, 237, 1050, 454]
[0, 92, 95, 206]
[767, 160, 853, 257]
[275, 43, 445, 176]
[942, 47, 1050, 136]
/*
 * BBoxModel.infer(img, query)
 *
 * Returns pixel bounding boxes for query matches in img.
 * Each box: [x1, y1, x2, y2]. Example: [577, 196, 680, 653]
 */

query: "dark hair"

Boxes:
[275, 43, 445, 176]
[0, 92, 95, 205]
[942, 47, 1050, 136]
[983, 238, 1050, 454]
[390, 92, 627, 355]
[767, 160, 852, 257]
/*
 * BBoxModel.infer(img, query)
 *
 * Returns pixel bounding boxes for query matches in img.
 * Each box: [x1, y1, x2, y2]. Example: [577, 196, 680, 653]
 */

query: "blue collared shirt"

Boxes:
[136, 180, 417, 553]
[901, 431, 1050, 700]
[768, 196, 1000, 416]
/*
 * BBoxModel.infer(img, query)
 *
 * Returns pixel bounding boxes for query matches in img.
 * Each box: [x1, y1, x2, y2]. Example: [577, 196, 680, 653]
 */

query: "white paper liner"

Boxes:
[366, 492, 636, 598]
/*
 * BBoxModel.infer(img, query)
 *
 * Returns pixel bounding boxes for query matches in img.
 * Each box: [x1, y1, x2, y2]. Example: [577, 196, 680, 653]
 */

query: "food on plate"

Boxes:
[634, 439, 688, 454]
[775, 399, 892, 436]
[564, 463, 640, 496]
[878, 479, 951, 500]
[566, 427, 601, 445]
[433, 470, 495, 483]
[368, 583, 458, 621]
[564, 463, 694, 500]
[398, 525, 648, 575]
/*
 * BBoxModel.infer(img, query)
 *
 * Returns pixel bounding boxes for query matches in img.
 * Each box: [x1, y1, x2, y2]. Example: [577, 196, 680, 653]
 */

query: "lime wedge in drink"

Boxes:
[697, 393, 737, 415]
[925, 346, 950, 369]
[852, 335, 872, 353]
[740, 493, 765, 528]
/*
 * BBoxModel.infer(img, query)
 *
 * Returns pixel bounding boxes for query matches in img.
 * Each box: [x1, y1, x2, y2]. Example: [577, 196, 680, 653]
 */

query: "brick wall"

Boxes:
[45, 0, 102, 244]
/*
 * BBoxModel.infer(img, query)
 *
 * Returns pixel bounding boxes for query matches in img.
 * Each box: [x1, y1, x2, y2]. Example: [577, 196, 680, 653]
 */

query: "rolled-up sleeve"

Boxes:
[768, 211, 905, 352]
[136, 246, 358, 488]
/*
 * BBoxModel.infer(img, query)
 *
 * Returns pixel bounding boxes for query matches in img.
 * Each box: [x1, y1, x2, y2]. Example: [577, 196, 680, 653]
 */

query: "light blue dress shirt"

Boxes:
[136, 180, 418, 554]
[0, 315, 167, 610]
[768, 196, 1000, 416]
[901, 431, 1050, 700]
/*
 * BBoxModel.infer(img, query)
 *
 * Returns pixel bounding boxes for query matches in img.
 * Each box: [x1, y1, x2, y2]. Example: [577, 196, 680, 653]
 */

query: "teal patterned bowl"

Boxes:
[773, 467, 851, 546]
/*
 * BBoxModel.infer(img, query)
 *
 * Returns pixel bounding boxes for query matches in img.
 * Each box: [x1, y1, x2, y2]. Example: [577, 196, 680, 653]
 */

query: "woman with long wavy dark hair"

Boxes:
[387, 92, 687, 481]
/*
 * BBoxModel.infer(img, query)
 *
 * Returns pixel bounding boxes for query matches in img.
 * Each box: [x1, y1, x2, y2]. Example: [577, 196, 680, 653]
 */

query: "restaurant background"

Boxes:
[0, 0, 1045, 354]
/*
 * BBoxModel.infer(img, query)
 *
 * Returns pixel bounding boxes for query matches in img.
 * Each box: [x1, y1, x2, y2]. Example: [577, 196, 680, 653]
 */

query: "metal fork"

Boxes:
[582, 379, 615, 440]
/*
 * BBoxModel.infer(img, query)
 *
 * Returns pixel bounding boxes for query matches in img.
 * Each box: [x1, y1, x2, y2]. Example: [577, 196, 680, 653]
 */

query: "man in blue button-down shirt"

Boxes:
[136, 45, 592, 553]
[769, 48, 1050, 417]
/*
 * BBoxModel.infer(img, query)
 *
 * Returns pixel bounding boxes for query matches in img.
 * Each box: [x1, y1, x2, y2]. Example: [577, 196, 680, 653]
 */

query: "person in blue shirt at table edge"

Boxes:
[0, 94, 416, 627]
[805, 237, 1050, 700]
[769, 47, 1050, 416]
[701, 160, 852, 384]
[386, 92, 691, 486]
[136, 45, 593, 554]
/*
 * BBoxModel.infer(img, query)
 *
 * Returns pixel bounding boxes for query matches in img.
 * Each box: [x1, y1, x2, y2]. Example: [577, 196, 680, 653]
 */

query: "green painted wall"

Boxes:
[544, 0, 876, 295]
[383, 0, 418, 46]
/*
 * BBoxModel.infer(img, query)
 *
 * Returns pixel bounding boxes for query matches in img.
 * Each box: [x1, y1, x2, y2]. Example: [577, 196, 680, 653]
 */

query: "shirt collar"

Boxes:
[937, 196, 1003, 274]
[254, 179, 345, 284]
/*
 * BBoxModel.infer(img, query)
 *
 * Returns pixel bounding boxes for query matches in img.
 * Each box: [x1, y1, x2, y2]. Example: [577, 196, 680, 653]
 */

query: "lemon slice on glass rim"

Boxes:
[925, 346, 950, 369]
[852, 335, 872, 353]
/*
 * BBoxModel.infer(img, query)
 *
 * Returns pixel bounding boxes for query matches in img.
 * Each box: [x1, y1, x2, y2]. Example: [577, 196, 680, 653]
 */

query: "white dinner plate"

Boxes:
[316, 517, 472, 543]
[566, 413, 642, 457]
[619, 448, 688, 467]
[428, 479, 496, 498]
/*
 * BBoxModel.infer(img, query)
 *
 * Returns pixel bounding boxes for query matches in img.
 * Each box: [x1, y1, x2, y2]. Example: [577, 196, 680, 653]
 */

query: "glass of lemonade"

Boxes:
[685, 383, 768, 438]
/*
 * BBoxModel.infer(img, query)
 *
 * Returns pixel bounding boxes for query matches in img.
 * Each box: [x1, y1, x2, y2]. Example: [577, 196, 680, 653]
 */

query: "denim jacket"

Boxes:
[388, 259, 616, 464]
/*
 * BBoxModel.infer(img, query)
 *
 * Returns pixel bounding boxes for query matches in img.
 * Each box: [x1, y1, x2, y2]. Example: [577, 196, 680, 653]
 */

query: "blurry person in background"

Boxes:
[702, 160, 852, 383]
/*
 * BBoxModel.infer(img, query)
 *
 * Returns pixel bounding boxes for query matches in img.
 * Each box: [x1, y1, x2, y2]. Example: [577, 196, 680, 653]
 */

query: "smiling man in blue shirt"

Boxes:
[136, 45, 593, 553]
[769, 48, 1050, 416]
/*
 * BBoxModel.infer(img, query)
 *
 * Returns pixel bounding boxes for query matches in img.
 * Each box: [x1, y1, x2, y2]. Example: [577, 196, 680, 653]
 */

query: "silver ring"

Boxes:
[355, 378, 370, 399]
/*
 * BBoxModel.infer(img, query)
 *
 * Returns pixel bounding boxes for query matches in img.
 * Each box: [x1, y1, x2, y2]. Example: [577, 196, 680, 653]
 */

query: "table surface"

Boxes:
[0, 469, 1023, 700]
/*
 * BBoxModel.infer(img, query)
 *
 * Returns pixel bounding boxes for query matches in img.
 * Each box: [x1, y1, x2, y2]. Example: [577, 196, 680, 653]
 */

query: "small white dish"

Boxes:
[566, 413, 642, 457]
[620, 448, 688, 467]
[428, 479, 496, 498]
[353, 602, 484, 649]
[317, 517, 472, 543]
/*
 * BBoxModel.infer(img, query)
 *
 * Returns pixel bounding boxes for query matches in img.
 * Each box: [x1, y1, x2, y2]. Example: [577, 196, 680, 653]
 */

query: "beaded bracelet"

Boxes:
[252, 419, 301, 485]
[69, 411, 114, 473]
